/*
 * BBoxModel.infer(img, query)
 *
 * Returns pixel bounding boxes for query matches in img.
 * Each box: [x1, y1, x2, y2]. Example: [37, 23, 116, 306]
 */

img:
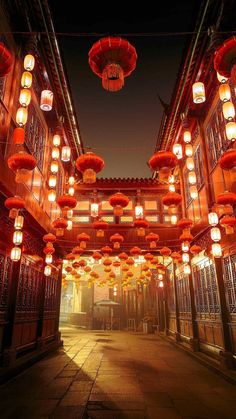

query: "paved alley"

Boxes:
[0, 327, 236, 419]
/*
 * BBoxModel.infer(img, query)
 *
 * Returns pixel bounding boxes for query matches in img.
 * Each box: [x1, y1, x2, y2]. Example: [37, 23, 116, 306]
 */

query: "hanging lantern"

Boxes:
[178, 218, 193, 230]
[57, 195, 77, 211]
[61, 146, 71, 162]
[40, 90, 53, 111]
[179, 231, 193, 242]
[210, 227, 221, 242]
[43, 244, 55, 255]
[182, 241, 190, 252]
[10, 246, 21, 262]
[67, 220, 73, 231]
[188, 171, 197, 185]
[190, 245, 202, 255]
[101, 246, 113, 256]
[169, 175, 175, 184]
[24, 54, 35, 71]
[184, 264, 191, 274]
[8, 152, 36, 183]
[190, 185, 198, 200]
[212, 243, 222, 258]
[220, 215, 236, 234]
[50, 161, 59, 174]
[44, 265, 52, 276]
[45, 254, 53, 264]
[93, 220, 109, 237]
[0, 42, 13, 77]
[146, 232, 159, 249]
[185, 144, 193, 157]
[182, 253, 190, 263]
[72, 246, 84, 256]
[144, 252, 154, 262]
[68, 176, 75, 186]
[67, 209, 73, 219]
[19, 88, 31, 107]
[53, 134, 61, 147]
[48, 190, 56, 202]
[110, 233, 124, 249]
[135, 204, 143, 219]
[162, 192, 182, 207]
[14, 215, 24, 230]
[133, 219, 149, 236]
[48, 174, 57, 188]
[217, 72, 228, 83]
[5, 196, 25, 219]
[183, 131, 191, 143]
[13, 230, 23, 245]
[219, 149, 236, 170]
[130, 247, 142, 257]
[52, 147, 60, 160]
[13, 127, 25, 145]
[149, 151, 178, 181]
[89, 36, 137, 92]
[92, 252, 102, 262]
[214, 37, 236, 85]
[186, 157, 195, 171]
[76, 152, 104, 183]
[171, 252, 182, 264]
[160, 247, 171, 257]
[21, 71, 32, 88]
[43, 233, 56, 244]
[222, 101, 235, 121]
[52, 218, 68, 236]
[158, 280, 164, 288]
[219, 84, 231, 102]
[192, 82, 206, 103]
[91, 202, 99, 218]
[109, 192, 129, 216]
[77, 232, 90, 249]
[173, 143, 183, 160]
[118, 252, 128, 261]
[16, 107, 28, 126]
[68, 187, 75, 196]
[216, 191, 236, 206]
[169, 184, 176, 192]
[225, 122, 236, 141]
[171, 215, 178, 225]
[208, 212, 219, 226]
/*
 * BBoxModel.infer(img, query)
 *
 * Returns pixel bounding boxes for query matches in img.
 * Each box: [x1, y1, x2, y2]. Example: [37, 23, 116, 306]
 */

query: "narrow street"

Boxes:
[0, 327, 235, 418]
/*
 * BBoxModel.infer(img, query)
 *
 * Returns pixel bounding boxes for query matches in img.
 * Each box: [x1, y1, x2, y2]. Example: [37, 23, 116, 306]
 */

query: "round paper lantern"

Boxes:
[77, 232, 90, 249]
[119, 252, 128, 261]
[71, 247, 83, 256]
[43, 245, 55, 255]
[144, 252, 154, 262]
[5, 196, 25, 218]
[66, 253, 75, 261]
[177, 218, 193, 230]
[13, 127, 25, 145]
[92, 220, 109, 237]
[162, 192, 182, 207]
[52, 218, 68, 236]
[113, 260, 121, 267]
[0, 42, 13, 77]
[110, 233, 124, 249]
[103, 258, 112, 266]
[89, 36, 137, 92]
[171, 252, 182, 263]
[76, 152, 104, 183]
[160, 247, 171, 257]
[101, 246, 113, 256]
[43, 233, 56, 243]
[216, 191, 236, 206]
[57, 195, 77, 210]
[149, 151, 178, 181]
[146, 232, 159, 248]
[179, 231, 193, 242]
[220, 215, 236, 234]
[126, 258, 134, 266]
[214, 36, 236, 84]
[219, 149, 236, 171]
[130, 246, 142, 256]
[109, 192, 129, 216]
[133, 219, 149, 236]
[92, 252, 102, 261]
[190, 245, 202, 255]
[8, 152, 36, 183]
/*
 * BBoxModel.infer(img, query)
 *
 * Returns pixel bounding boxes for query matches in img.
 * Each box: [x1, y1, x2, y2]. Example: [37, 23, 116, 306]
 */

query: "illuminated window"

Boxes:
[102, 216, 114, 223]
[146, 215, 159, 223]
[102, 200, 113, 211]
[120, 216, 133, 223]
[144, 200, 158, 210]
[76, 201, 90, 211]
[31, 168, 42, 202]
[73, 216, 90, 223]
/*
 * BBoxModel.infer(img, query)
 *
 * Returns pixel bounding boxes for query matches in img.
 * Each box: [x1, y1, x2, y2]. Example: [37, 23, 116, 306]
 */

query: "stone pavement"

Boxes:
[0, 327, 236, 419]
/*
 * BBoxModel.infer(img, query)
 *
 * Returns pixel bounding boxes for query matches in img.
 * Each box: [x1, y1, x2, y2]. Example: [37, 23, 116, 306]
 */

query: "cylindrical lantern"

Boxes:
[208, 212, 218, 226]
[68, 176, 75, 185]
[210, 227, 221, 242]
[212, 243, 222, 258]
[184, 264, 191, 274]
[188, 171, 197, 185]
[67, 209, 73, 219]
[192, 82, 206, 103]
[19, 88, 31, 107]
[171, 215, 177, 225]
[168, 174, 175, 184]
[185, 144, 193, 157]
[219, 83, 231, 102]
[222, 101, 235, 121]
[226, 122, 236, 141]
[45, 254, 53, 264]
[135, 205, 143, 219]
[13, 127, 25, 145]
[53, 134, 61, 147]
[24, 54, 35, 71]
[169, 184, 175, 192]
[13, 230, 23, 245]
[44, 265, 52, 276]
[51, 147, 60, 160]
[10, 246, 21, 261]
[182, 253, 190, 263]
[190, 185, 198, 199]
[48, 175, 57, 188]
[50, 161, 59, 174]
[21, 71, 32, 88]
[182, 241, 189, 252]
[16, 107, 28, 126]
[48, 189, 56, 202]
[14, 215, 24, 230]
[40, 90, 53, 111]
[67, 220, 73, 231]
[183, 130, 191, 143]
[217, 72, 228, 83]
[173, 143, 183, 159]
[61, 146, 71, 162]
[186, 157, 195, 171]
[159, 280, 164, 288]
[68, 187, 75, 196]
[91, 202, 99, 217]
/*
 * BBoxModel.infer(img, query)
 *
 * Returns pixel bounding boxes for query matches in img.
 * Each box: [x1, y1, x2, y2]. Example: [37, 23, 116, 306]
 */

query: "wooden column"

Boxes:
[173, 262, 181, 341]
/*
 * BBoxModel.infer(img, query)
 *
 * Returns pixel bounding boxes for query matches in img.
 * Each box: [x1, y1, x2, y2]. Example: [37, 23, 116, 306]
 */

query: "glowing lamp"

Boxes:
[223, 101, 235, 121]
[52, 147, 60, 160]
[183, 130, 191, 143]
[16, 107, 28, 126]
[168, 175, 175, 184]
[48, 175, 57, 188]
[135, 204, 143, 219]
[48, 190, 56, 202]
[173, 143, 183, 159]
[13, 230, 23, 245]
[190, 185, 198, 200]
[208, 212, 218, 226]
[61, 146, 71, 162]
[169, 184, 175, 192]
[45, 254, 53, 264]
[67, 209, 73, 219]
[212, 243, 222, 258]
[185, 144, 193, 157]
[184, 264, 191, 274]
[14, 215, 24, 230]
[68, 187, 75, 196]
[90, 202, 98, 218]
[68, 176, 75, 185]
[53, 134, 61, 147]
[219, 83, 231, 102]
[21, 71, 32, 88]
[182, 241, 189, 252]
[67, 220, 73, 231]
[192, 82, 206, 103]
[217, 72, 228, 83]
[19, 88, 31, 107]
[182, 253, 189, 263]
[44, 265, 52, 276]
[24, 54, 35, 71]
[159, 280, 164, 288]
[210, 227, 221, 242]
[188, 171, 197, 185]
[226, 121, 236, 141]
[40, 90, 53, 111]
[50, 161, 59, 174]
[186, 157, 194, 170]
[171, 215, 178, 225]
[10, 246, 21, 261]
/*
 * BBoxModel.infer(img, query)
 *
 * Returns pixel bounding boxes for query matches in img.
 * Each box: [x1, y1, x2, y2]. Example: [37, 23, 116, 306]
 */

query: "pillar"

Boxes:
[173, 262, 181, 341]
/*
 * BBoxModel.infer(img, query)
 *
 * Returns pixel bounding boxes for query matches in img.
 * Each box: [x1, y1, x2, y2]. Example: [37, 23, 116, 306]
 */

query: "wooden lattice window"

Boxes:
[16, 257, 42, 313]
[223, 254, 236, 314]
[0, 254, 11, 312]
[166, 271, 175, 314]
[44, 272, 58, 312]
[176, 274, 191, 313]
[192, 261, 220, 316]
[194, 144, 204, 190]
[205, 101, 228, 170]
[25, 105, 46, 173]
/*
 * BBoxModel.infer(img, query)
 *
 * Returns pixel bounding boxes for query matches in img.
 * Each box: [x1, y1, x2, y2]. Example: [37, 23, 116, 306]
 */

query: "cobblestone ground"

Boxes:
[0, 326, 236, 418]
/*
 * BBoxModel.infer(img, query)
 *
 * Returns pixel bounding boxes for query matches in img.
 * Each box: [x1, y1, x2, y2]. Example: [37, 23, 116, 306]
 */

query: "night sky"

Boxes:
[48, 1, 199, 178]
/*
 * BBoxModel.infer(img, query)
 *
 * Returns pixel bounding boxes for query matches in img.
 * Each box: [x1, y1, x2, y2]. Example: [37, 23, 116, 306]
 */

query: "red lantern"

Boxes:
[92, 220, 109, 237]
[220, 215, 236, 234]
[160, 247, 172, 257]
[72, 261, 81, 269]
[103, 258, 112, 266]
[214, 37, 236, 84]
[146, 232, 159, 249]
[216, 192, 236, 206]
[130, 247, 142, 256]
[101, 246, 113, 256]
[77, 232, 90, 249]
[133, 219, 149, 236]
[144, 252, 154, 262]
[76, 152, 104, 183]
[126, 258, 134, 266]
[5, 196, 25, 218]
[72, 246, 84, 256]
[113, 260, 121, 267]
[43, 233, 56, 243]
[57, 195, 77, 210]
[13, 127, 25, 145]
[119, 252, 128, 261]
[0, 42, 13, 77]
[110, 233, 124, 249]
[177, 218, 193, 230]
[162, 192, 182, 207]
[149, 151, 178, 181]
[92, 252, 102, 261]
[65, 266, 72, 273]
[89, 37, 137, 92]
[52, 218, 68, 236]
[43, 245, 55, 255]
[109, 192, 129, 216]
[171, 251, 182, 263]
[78, 259, 87, 267]
[66, 253, 75, 261]
[190, 245, 202, 255]
[179, 231, 193, 242]
[8, 152, 36, 183]
[219, 149, 236, 171]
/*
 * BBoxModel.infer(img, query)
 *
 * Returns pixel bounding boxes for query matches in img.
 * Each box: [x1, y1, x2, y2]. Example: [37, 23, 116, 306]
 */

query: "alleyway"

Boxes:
[0, 327, 236, 419]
